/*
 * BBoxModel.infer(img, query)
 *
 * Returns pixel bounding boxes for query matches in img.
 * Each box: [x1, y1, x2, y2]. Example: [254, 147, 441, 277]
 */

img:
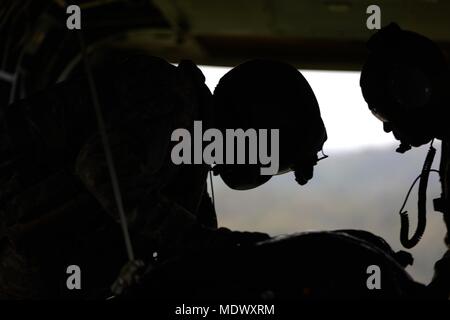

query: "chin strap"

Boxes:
[77, 31, 145, 296]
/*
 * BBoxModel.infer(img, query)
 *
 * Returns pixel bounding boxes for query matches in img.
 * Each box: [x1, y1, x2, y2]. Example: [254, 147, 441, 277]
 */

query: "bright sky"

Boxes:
[199, 66, 397, 153]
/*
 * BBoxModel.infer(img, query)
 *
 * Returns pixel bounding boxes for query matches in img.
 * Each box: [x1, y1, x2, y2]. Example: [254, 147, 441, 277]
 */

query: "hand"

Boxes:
[110, 260, 146, 296]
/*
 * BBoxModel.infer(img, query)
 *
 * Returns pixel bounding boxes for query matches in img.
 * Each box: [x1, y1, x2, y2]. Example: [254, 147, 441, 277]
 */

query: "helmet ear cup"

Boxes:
[387, 64, 432, 109]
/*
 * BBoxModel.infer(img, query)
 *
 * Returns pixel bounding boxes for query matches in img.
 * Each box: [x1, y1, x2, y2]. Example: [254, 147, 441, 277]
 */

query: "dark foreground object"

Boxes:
[122, 230, 427, 300]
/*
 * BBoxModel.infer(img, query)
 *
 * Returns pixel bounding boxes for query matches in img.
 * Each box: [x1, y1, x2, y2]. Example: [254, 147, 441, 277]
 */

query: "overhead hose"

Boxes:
[400, 143, 437, 249]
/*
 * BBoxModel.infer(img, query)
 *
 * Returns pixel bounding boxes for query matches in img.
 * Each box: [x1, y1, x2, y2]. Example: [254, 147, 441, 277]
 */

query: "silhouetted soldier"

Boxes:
[0, 56, 327, 298]
[360, 23, 450, 299]
[117, 60, 424, 301]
